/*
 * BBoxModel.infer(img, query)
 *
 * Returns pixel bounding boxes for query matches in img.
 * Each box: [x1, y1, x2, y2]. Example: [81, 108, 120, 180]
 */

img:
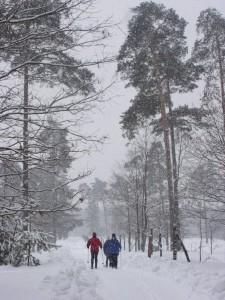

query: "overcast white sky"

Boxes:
[73, 0, 225, 187]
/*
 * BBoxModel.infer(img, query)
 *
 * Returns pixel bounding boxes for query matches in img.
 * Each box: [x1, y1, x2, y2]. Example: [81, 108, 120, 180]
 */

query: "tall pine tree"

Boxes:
[117, 1, 195, 257]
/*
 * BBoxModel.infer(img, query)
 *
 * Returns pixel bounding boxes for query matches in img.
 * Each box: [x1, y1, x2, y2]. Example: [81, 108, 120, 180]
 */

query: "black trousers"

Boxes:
[109, 254, 118, 268]
[105, 255, 109, 267]
[91, 251, 98, 268]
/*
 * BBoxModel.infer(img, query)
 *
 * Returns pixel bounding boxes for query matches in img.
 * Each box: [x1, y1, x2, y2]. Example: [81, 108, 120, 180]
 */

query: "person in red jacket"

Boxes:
[87, 232, 102, 269]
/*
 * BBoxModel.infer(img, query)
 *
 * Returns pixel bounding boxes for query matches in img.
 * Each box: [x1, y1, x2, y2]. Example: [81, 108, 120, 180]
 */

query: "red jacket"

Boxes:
[87, 237, 102, 252]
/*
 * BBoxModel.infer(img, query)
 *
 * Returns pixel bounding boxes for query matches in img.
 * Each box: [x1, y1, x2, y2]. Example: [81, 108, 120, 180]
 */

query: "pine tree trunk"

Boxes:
[23, 64, 29, 232]
[156, 148, 169, 248]
[134, 161, 141, 251]
[199, 215, 202, 262]
[23, 64, 32, 266]
[210, 221, 213, 255]
[148, 230, 153, 258]
[167, 80, 181, 248]
[204, 203, 208, 244]
[159, 231, 162, 257]
[52, 168, 57, 243]
[141, 143, 148, 252]
[102, 197, 108, 237]
[127, 207, 131, 252]
[22, 8, 30, 265]
[176, 234, 190, 262]
[152, 49, 175, 255]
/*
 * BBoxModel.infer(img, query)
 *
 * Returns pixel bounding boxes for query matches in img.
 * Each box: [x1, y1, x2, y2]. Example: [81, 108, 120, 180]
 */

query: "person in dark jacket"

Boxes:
[87, 232, 102, 269]
[107, 233, 122, 268]
[103, 238, 111, 267]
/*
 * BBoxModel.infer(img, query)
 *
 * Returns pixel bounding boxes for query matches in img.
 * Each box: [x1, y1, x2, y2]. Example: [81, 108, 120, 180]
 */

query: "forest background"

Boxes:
[0, 0, 225, 267]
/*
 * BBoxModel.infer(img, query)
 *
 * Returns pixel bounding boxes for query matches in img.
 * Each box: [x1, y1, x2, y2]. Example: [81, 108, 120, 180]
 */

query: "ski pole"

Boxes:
[101, 248, 104, 265]
[87, 248, 89, 263]
[120, 250, 122, 269]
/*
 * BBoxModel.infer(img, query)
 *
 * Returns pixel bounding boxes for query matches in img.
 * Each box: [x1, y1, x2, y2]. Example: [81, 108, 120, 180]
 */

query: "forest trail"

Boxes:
[68, 237, 202, 300]
[0, 237, 214, 300]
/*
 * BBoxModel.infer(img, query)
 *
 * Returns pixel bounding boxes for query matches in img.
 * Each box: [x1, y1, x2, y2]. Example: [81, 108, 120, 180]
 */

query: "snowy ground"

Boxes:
[0, 236, 225, 300]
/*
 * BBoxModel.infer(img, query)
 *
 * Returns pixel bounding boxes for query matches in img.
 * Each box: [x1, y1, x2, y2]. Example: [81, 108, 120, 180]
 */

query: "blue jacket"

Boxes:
[107, 238, 121, 255]
[103, 240, 111, 256]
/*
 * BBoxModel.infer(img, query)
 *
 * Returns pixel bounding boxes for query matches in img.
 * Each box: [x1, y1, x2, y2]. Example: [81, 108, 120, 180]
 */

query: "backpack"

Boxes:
[107, 238, 121, 255]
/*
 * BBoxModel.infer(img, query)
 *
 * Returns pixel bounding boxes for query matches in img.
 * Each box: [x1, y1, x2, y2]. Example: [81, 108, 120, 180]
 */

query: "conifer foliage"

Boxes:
[117, 1, 192, 257]
[192, 8, 225, 131]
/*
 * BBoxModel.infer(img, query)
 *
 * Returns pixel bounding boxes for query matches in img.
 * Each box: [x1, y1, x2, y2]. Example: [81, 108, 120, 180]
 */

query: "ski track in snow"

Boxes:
[1, 236, 225, 300]
[40, 237, 212, 300]
[40, 245, 102, 300]
[95, 262, 201, 300]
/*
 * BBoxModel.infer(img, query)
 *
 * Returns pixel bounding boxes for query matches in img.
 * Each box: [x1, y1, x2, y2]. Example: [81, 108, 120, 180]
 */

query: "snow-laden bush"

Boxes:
[9, 231, 51, 267]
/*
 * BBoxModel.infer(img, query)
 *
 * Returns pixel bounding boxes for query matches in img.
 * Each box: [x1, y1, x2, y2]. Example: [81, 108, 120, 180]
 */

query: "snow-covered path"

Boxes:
[1, 236, 225, 300]
[97, 266, 195, 300]
[66, 237, 203, 300]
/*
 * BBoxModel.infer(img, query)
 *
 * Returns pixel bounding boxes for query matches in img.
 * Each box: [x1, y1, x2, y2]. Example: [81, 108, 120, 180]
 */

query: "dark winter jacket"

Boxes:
[107, 236, 121, 255]
[87, 237, 102, 253]
[103, 239, 111, 256]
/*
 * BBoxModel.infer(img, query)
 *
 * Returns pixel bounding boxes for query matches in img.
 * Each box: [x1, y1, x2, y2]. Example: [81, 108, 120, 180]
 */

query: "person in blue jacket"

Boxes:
[107, 233, 122, 268]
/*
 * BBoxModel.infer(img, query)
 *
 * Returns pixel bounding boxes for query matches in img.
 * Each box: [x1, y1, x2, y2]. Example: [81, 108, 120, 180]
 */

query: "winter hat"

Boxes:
[93, 232, 97, 237]
[112, 233, 116, 239]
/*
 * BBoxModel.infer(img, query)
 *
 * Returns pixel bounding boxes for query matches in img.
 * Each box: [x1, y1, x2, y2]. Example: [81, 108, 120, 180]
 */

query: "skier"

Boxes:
[107, 233, 122, 268]
[103, 238, 111, 267]
[87, 232, 102, 269]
